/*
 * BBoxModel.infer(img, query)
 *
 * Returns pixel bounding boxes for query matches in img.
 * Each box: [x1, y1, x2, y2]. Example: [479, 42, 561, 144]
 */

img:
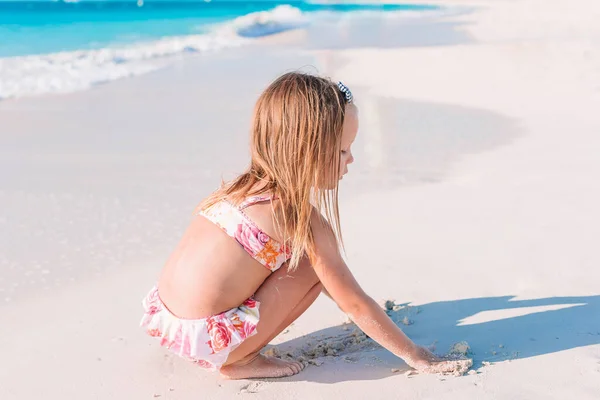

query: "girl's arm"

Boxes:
[309, 212, 469, 374]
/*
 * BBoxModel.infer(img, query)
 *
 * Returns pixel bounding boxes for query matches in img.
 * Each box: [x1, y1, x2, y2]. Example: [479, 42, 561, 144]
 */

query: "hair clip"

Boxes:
[337, 81, 354, 104]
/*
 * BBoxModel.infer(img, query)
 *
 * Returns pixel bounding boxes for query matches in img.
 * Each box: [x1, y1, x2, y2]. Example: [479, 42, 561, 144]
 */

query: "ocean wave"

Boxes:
[0, 31, 248, 100]
[229, 5, 309, 38]
[0, 5, 443, 100]
[0, 5, 308, 100]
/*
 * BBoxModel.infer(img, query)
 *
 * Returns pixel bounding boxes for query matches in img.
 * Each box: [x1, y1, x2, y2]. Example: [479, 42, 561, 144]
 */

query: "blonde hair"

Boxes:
[199, 71, 347, 271]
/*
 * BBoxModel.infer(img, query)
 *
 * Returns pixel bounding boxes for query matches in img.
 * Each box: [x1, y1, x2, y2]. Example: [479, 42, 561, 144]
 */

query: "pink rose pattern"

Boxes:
[243, 319, 257, 337]
[166, 327, 192, 356]
[206, 318, 231, 353]
[199, 198, 292, 272]
[140, 286, 260, 370]
[242, 298, 257, 308]
[234, 223, 263, 256]
[258, 232, 270, 245]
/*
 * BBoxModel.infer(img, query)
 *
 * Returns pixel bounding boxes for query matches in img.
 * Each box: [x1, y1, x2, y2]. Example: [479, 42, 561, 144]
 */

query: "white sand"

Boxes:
[1, 0, 600, 398]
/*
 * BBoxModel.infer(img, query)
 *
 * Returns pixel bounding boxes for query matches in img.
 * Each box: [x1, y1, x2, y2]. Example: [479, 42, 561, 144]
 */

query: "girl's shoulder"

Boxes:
[309, 208, 339, 253]
[309, 205, 339, 233]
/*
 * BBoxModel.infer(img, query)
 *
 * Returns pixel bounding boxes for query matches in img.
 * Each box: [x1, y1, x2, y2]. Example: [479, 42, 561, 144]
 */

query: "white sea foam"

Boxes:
[0, 6, 308, 100]
[0, 31, 248, 100]
[230, 5, 309, 37]
[0, 5, 443, 100]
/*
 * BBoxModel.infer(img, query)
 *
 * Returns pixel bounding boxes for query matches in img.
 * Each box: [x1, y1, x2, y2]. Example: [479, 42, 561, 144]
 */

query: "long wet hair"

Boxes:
[199, 71, 348, 271]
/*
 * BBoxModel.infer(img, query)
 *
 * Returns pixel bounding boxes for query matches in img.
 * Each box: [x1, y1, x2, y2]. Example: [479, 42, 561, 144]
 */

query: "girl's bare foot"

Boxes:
[220, 353, 305, 380]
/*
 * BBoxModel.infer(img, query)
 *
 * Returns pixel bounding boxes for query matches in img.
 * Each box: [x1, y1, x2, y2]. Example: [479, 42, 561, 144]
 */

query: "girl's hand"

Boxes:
[404, 346, 473, 376]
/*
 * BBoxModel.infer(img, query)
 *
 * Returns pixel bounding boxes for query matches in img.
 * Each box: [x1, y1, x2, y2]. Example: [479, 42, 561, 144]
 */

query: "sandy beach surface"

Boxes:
[1, 1, 599, 399]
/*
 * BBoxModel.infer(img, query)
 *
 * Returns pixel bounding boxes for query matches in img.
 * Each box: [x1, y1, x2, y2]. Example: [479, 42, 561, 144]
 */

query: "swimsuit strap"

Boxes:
[238, 194, 275, 210]
[199, 193, 290, 272]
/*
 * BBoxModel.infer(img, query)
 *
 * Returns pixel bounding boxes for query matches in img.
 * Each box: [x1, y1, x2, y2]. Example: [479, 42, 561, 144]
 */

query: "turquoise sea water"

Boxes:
[0, 1, 437, 57]
[0, 1, 440, 99]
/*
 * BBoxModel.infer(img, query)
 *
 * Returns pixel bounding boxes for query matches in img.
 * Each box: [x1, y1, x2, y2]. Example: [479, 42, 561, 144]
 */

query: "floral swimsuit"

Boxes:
[140, 194, 292, 370]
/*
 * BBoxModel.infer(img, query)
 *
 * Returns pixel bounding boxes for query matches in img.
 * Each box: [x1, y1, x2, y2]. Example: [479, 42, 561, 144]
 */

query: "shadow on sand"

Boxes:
[273, 295, 600, 383]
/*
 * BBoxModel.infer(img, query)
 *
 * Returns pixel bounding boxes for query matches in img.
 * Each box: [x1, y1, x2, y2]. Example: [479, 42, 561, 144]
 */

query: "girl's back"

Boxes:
[157, 196, 286, 319]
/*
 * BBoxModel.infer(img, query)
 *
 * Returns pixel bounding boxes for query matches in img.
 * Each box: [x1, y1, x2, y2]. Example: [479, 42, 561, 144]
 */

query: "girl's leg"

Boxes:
[220, 257, 321, 379]
[256, 282, 322, 350]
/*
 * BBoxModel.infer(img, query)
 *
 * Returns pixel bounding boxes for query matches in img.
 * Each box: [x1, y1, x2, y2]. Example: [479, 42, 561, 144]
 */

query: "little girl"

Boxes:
[140, 72, 472, 379]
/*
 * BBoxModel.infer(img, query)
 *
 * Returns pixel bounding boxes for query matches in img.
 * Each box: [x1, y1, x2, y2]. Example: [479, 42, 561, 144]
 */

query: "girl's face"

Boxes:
[338, 104, 358, 181]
